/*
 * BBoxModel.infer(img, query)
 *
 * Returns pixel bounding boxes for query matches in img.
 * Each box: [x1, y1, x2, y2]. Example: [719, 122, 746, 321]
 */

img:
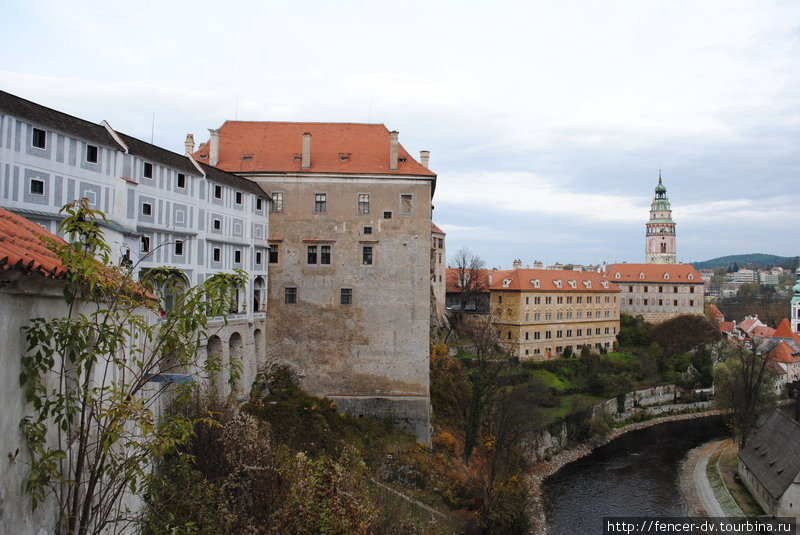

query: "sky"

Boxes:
[2, 0, 798, 268]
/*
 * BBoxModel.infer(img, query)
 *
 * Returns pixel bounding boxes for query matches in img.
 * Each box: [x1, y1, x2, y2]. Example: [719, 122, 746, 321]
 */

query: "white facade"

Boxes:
[0, 91, 269, 393]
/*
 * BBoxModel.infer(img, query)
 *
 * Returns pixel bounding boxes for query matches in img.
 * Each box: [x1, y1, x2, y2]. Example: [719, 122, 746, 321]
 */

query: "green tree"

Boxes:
[713, 343, 777, 448]
[18, 199, 246, 535]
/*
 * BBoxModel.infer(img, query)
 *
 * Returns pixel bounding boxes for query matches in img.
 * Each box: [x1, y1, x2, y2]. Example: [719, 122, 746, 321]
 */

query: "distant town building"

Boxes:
[489, 269, 620, 360]
[645, 173, 677, 264]
[445, 267, 507, 313]
[193, 121, 436, 443]
[604, 263, 704, 323]
[733, 269, 758, 284]
[738, 410, 800, 519]
[792, 267, 800, 335]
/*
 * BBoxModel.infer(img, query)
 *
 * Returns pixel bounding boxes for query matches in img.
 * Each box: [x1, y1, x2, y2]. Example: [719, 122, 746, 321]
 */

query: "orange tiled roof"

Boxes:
[766, 360, 788, 375]
[764, 341, 800, 364]
[750, 325, 776, 338]
[489, 269, 620, 292]
[708, 304, 724, 319]
[605, 263, 703, 284]
[738, 317, 762, 332]
[194, 121, 436, 177]
[445, 268, 511, 294]
[0, 208, 66, 278]
[431, 223, 445, 235]
[773, 318, 800, 346]
[719, 321, 735, 333]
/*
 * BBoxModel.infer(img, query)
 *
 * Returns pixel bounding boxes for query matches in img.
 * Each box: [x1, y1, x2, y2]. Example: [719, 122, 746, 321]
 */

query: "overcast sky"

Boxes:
[2, 0, 798, 267]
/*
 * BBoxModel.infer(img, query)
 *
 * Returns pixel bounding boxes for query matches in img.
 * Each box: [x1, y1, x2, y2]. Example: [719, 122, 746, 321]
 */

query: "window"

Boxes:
[587, 311, 592, 318]
[272, 192, 284, 212]
[321, 245, 331, 265]
[673, 299, 678, 306]
[605, 296, 610, 303]
[214, 185, 222, 199]
[256, 197, 263, 210]
[140, 236, 150, 253]
[534, 332, 541, 340]
[174, 240, 184, 256]
[507, 331, 512, 340]
[690, 286, 695, 293]
[525, 332, 529, 340]
[307, 245, 318, 264]
[86, 145, 98, 163]
[362, 246, 373, 265]
[545, 331, 552, 339]
[545, 297, 552, 304]
[341, 288, 353, 305]
[557, 296, 563, 304]
[556, 330, 563, 338]
[234, 249, 242, 264]
[142, 202, 152, 216]
[577, 296, 583, 303]
[525, 296, 529, 305]
[175, 210, 185, 224]
[534, 297, 541, 305]
[177, 173, 186, 189]
[629, 286, 634, 292]
[499, 295, 503, 304]
[577, 311, 583, 319]
[567, 296, 573, 304]
[566, 329, 572, 337]
[32, 128, 46, 149]
[596, 296, 601, 303]
[285, 287, 297, 304]
[400, 194, 413, 214]
[605, 310, 610, 318]
[577, 329, 583, 337]
[314, 193, 327, 213]
[689, 300, 694, 307]
[545, 312, 552, 320]
[674, 286, 679, 293]
[269, 244, 279, 263]
[383, 211, 392, 219]
[235, 191, 243, 205]
[643, 286, 648, 293]
[363, 226, 373, 235]
[567, 311, 572, 319]
[658, 286, 663, 293]
[213, 247, 221, 262]
[358, 194, 370, 214]
[256, 251, 263, 264]
[595, 328, 601, 335]
[30, 179, 45, 195]
[604, 327, 610, 334]
[534, 313, 541, 320]
[143, 162, 153, 178]
[643, 299, 648, 305]
[557, 312, 563, 319]
[213, 218, 221, 230]
[658, 299, 663, 306]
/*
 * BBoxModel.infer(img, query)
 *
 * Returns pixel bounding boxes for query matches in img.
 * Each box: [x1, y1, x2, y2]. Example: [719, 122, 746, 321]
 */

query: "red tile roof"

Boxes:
[194, 121, 436, 177]
[708, 304, 724, 319]
[773, 318, 800, 346]
[431, 223, 445, 235]
[0, 208, 66, 278]
[738, 317, 762, 332]
[489, 269, 620, 292]
[750, 325, 776, 338]
[445, 268, 510, 294]
[605, 263, 703, 284]
[764, 341, 800, 364]
[719, 321, 735, 333]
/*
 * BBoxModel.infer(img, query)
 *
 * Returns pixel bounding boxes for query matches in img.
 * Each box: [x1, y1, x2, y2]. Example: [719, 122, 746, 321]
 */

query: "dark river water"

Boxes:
[544, 416, 728, 535]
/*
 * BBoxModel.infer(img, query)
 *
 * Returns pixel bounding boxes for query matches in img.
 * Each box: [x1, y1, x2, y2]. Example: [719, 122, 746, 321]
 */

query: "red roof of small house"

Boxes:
[773, 319, 800, 346]
[708, 304, 724, 319]
[750, 325, 777, 338]
[445, 268, 511, 294]
[489, 269, 620, 293]
[765, 360, 788, 375]
[764, 341, 800, 364]
[738, 317, 762, 333]
[431, 223, 445, 235]
[719, 321, 735, 333]
[194, 121, 436, 177]
[0, 208, 67, 278]
[605, 263, 703, 284]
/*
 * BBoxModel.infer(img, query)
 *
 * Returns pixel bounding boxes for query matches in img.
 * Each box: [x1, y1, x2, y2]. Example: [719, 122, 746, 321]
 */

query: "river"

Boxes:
[543, 415, 728, 535]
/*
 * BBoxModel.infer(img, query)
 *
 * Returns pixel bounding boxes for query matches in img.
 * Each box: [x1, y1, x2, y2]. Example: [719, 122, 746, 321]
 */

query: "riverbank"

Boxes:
[527, 409, 724, 535]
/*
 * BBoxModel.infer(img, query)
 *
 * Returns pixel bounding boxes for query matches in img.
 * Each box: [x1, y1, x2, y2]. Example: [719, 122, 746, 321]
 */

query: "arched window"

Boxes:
[253, 276, 266, 312]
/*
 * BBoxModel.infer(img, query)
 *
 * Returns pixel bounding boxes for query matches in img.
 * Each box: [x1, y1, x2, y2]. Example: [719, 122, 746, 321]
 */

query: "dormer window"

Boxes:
[600, 281, 609, 289]
[688, 273, 694, 280]
[502, 278, 512, 288]
[339, 153, 351, 162]
[664, 273, 670, 280]
[615, 272, 621, 279]
[583, 280, 591, 289]
[242, 155, 252, 161]
[531, 279, 540, 288]
[554, 279, 563, 288]
[639, 272, 645, 279]
[293, 153, 302, 162]
[568, 280, 577, 288]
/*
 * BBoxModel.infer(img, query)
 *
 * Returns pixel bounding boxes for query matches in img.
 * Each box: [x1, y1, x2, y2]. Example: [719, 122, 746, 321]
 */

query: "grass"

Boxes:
[716, 442, 766, 517]
[539, 394, 605, 425]
[528, 369, 576, 392]
[706, 441, 743, 517]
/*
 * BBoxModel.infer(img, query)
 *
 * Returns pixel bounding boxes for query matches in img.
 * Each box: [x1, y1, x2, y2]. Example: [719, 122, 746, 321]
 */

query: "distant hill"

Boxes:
[691, 254, 797, 270]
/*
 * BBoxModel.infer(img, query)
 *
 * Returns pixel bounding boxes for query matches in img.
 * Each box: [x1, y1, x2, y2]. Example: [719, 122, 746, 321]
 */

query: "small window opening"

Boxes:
[143, 162, 153, 178]
[86, 145, 99, 163]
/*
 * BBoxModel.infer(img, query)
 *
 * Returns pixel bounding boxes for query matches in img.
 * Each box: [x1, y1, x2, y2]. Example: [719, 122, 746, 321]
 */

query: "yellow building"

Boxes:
[489, 269, 621, 360]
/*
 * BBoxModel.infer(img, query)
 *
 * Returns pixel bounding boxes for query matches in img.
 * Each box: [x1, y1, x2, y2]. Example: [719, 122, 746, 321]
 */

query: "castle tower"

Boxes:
[792, 267, 800, 334]
[645, 173, 677, 264]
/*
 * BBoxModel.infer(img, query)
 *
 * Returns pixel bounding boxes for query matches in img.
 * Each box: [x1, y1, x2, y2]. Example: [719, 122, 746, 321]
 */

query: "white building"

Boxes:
[0, 90, 269, 393]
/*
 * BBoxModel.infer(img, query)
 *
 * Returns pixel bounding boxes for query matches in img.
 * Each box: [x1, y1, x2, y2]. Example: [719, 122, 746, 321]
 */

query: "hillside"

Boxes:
[691, 254, 796, 270]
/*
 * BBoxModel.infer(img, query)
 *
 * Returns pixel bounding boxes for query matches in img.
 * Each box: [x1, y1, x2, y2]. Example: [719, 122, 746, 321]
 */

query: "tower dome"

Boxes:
[645, 172, 677, 264]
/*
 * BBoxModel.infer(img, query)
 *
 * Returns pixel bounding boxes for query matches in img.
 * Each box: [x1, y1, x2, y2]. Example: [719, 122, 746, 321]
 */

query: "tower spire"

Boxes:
[645, 173, 676, 264]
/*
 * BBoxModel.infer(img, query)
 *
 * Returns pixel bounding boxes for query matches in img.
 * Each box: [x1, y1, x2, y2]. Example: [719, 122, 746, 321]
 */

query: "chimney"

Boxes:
[512, 259, 522, 269]
[302, 132, 311, 169]
[389, 130, 399, 171]
[184, 134, 195, 155]
[420, 150, 430, 169]
[207, 128, 220, 166]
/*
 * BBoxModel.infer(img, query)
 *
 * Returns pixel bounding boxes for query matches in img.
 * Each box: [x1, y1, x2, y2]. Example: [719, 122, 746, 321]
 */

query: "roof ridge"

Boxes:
[221, 120, 389, 127]
[0, 90, 104, 133]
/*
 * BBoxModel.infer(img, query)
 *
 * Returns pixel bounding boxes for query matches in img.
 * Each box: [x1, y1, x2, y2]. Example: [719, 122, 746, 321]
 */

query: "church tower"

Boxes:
[791, 267, 800, 335]
[645, 173, 677, 264]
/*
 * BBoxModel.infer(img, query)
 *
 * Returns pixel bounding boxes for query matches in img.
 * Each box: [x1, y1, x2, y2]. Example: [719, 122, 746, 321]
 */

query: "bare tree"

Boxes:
[450, 247, 487, 315]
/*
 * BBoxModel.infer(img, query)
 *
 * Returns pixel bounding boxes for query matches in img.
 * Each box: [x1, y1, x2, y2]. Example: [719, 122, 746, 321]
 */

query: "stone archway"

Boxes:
[206, 335, 223, 393]
[228, 332, 244, 395]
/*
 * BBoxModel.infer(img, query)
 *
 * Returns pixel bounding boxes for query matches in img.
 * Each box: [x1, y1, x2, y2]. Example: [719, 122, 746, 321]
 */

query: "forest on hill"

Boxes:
[692, 254, 797, 270]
